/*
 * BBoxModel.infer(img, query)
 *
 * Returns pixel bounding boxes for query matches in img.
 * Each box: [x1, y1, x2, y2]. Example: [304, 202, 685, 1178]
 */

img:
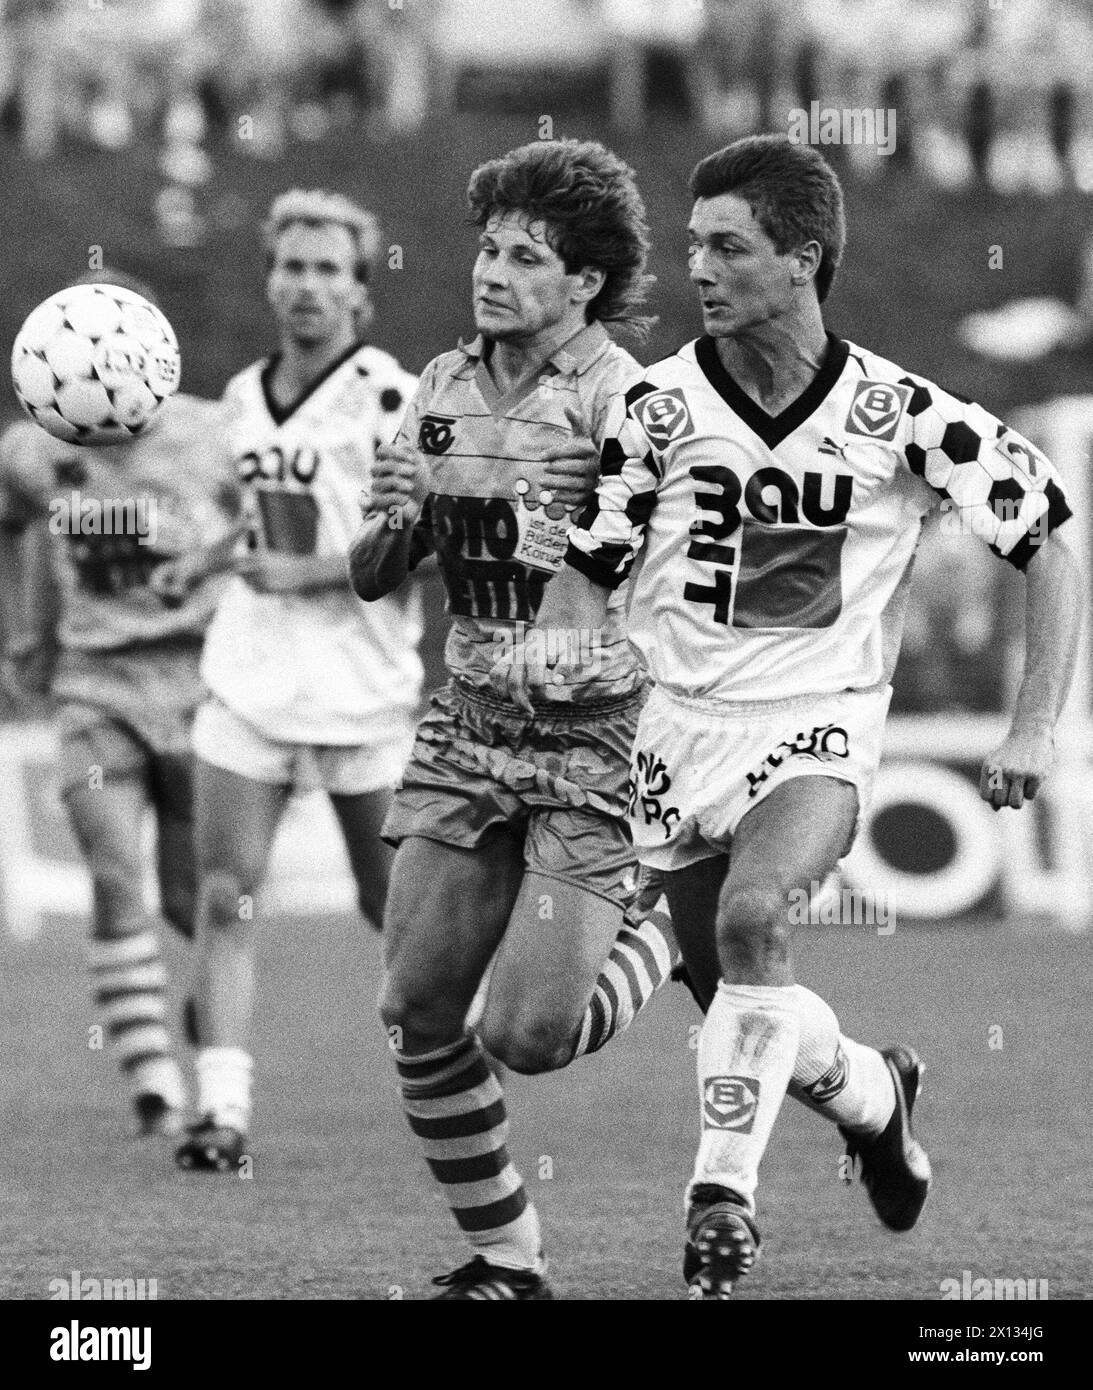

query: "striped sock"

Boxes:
[571, 895, 675, 1059]
[396, 1034, 542, 1272]
[89, 930, 185, 1109]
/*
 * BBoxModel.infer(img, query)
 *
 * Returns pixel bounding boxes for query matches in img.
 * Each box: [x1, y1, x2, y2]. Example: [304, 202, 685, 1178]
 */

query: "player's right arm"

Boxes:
[0, 422, 57, 699]
[348, 361, 439, 602]
[528, 380, 662, 685]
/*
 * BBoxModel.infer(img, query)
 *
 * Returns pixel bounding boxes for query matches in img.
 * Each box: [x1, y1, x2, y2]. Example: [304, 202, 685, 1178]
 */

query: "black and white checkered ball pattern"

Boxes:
[11, 283, 181, 446]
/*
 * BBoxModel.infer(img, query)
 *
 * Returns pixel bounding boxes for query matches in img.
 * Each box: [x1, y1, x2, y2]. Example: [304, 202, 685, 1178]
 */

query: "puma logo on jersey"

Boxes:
[845, 380, 912, 441]
[419, 414, 457, 455]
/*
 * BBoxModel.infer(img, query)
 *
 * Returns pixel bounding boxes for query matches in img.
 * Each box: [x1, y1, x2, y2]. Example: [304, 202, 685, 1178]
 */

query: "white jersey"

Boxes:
[202, 342, 425, 743]
[566, 334, 1072, 703]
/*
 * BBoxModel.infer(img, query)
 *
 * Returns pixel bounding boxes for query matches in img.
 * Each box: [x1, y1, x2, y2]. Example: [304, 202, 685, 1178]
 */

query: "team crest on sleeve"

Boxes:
[419, 413, 457, 455]
[845, 380, 913, 441]
[635, 388, 695, 448]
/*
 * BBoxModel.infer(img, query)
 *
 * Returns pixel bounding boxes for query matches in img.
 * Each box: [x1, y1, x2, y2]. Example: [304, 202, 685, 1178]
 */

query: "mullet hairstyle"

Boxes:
[689, 135, 847, 303]
[467, 139, 656, 339]
[262, 188, 382, 285]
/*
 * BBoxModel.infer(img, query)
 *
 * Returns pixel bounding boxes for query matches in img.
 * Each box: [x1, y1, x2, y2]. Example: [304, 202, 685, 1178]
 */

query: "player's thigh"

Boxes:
[718, 774, 859, 973]
[379, 831, 524, 1046]
[482, 807, 634, 1047]
[64, 776, 149, 930]
[328, 786, 394, 927]
[193, 757, 289, 894]
[664, 853, 729, 1012]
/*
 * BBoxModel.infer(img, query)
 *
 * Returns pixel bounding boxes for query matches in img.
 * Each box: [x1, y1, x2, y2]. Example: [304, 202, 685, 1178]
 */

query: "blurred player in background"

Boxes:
[533, 134, 1082, 1297]
[349, 140, 677, 1300]
[0, 269, 233, 1138]
[158, 190, 423, 1171]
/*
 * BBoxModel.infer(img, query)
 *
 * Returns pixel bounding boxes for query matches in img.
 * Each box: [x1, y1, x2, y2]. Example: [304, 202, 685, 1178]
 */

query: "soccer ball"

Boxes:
[10, 283, 181, 446]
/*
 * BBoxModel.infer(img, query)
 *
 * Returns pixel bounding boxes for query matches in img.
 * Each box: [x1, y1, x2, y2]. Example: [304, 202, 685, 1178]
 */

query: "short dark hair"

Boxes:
[689, 135, 846, 303]
[467, 139, 655, 338]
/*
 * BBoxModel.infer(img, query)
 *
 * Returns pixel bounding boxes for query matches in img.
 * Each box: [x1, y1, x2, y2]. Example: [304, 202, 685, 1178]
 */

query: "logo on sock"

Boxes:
[703, 1076, 760, 1132]
[801, 1045, 849, 1105]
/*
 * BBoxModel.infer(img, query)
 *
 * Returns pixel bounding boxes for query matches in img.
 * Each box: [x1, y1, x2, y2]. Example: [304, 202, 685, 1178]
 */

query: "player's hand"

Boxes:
[233, 551, 313, 594]
[539, 409, 599, 511]
[365, 442, 424, 521]
[980, 725, 1055, 810]
[149, 555, 204, 607]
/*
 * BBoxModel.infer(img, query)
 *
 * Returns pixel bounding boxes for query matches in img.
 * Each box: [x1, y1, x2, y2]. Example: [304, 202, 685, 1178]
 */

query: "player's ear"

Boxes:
[355, 284, 374, 335]
[571, 265, 606, 307]
[790, 240, 823, 289]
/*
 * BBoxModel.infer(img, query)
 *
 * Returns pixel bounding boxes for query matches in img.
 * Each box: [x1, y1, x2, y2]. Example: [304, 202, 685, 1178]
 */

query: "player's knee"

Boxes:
[479, 1013, 576, 1075]
[378, 972, 465, 1053]
[719, 884, 793, 968]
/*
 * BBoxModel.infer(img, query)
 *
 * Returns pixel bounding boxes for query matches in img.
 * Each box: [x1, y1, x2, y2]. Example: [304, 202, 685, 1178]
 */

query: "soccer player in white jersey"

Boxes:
[0, 270, 234, 1138]
[161, 190, 423, 1171]
[532, 135, 1082, 1297]
[349, 140, 679, 1299]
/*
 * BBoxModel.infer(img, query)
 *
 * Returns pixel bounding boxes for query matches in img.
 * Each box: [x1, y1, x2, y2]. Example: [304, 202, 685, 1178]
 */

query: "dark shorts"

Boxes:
[54, 641, 203, 809]
[382, 678, 649, 907]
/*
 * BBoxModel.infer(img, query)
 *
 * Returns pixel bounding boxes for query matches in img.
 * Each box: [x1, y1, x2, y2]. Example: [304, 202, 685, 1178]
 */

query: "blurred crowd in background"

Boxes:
[0, 0, 1089, 721]
[1, 0, 1092, 191]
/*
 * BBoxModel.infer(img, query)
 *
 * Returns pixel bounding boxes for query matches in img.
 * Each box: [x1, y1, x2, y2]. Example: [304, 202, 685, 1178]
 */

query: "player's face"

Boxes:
[472, 212, 591, 345]
[688, 194, 799, 338]
[266, 222, 368, 348]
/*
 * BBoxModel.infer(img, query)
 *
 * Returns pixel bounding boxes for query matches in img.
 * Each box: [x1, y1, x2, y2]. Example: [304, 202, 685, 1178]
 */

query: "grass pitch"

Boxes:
[2, 910, 1090, 1300]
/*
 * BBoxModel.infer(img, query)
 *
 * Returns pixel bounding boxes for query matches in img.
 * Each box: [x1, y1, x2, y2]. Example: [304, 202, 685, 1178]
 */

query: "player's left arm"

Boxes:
[905, 390, 1083, 809]
[983, 529, 1083, 810]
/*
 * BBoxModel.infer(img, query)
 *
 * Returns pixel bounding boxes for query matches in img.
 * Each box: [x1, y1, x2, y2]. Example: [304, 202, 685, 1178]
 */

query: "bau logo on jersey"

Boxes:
[419, 414, 457, 455]
[845, 380, 912, 441]
[703, 1076, 760, 1132]
[636, 388, 695, 447]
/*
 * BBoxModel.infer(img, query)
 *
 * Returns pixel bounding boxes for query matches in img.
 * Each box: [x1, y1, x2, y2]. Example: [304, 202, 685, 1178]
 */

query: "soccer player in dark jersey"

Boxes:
[0, 271, 234, 1138]
[349, 139, 677, 1299]
[531, 135, 1082, 1297]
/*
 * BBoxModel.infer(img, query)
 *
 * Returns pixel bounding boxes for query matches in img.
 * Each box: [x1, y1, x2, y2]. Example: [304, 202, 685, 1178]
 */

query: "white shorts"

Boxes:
[192, 697, 414, 796]
[628, 683, 892, 872]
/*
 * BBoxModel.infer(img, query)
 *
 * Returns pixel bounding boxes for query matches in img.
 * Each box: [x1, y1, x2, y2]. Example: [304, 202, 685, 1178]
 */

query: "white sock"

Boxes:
[690, 981, 800, 1215]
[790, 984, 896, 1135]
[195, 1046, 253, 1133]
